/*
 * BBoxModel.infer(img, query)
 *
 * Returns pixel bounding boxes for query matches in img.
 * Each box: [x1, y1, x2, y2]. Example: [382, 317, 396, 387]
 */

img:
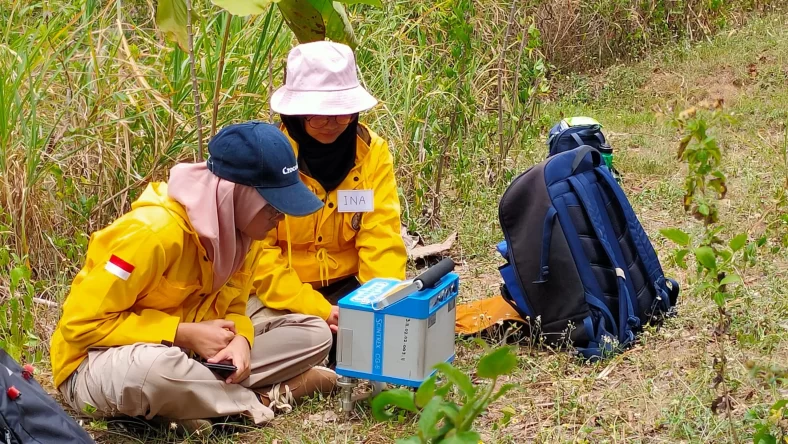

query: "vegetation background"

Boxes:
[1, 0, 787, 442]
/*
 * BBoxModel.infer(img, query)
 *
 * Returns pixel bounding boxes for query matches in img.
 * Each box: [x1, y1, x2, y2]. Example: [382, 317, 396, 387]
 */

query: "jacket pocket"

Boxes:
[138, 277, 201, 310]
[276, 215, 317, 246]
[340, 212, 362, 243]
[225, 270, 251, 290]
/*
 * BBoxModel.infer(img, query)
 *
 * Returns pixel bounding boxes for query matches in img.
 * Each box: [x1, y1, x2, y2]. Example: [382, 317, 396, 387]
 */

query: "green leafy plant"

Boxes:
[152, 0, 381, 159]
[157, 0, 381, 52]
[661, 100, 762, 444]
[371, 344, 518, 443]
[749, 399, 788, 444]
[0, 258, 40, 363]
[744, 357, 788, 442]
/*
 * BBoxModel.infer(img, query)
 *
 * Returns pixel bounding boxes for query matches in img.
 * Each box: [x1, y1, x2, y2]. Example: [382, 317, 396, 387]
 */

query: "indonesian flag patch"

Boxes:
[104, 254, 135, 281]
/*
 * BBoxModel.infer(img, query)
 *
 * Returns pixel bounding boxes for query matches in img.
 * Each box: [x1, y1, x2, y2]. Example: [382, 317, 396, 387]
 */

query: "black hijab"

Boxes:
[280, 114, 358, 193]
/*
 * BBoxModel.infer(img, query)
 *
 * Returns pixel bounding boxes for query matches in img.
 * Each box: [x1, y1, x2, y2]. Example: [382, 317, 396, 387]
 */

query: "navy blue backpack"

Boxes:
[546, 117, 610, 157]
[496, 146, 679, 359]
[0, 348, 94, 443]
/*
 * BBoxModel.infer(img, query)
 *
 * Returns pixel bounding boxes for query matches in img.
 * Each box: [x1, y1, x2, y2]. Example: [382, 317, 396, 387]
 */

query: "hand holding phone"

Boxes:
[207, 335, 251, 384]
[200, 359, 237, 380]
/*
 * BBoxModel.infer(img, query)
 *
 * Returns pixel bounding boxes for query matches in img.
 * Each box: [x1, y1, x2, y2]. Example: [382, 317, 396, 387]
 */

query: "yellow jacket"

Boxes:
[251, 124, 407, 320]
[50, 183, 258, 388]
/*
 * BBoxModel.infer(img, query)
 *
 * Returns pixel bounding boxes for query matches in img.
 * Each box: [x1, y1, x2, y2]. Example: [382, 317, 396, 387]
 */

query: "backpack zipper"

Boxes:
[2, 426, 12, 444]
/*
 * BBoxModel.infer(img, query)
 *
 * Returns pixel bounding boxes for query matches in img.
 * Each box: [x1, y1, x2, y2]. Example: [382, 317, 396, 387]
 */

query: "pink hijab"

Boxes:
[168, 162, 268, 292]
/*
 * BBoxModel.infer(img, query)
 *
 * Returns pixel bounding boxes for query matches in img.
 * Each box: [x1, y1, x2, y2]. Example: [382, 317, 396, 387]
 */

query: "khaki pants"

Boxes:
[59, 301, 331, 424]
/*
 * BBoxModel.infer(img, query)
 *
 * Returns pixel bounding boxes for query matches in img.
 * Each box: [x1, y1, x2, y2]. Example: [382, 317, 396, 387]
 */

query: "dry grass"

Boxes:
[535, 0, 786, 71]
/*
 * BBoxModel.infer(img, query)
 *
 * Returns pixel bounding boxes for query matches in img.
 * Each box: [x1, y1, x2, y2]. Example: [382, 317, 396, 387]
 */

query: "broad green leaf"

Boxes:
[713, 292, 726, 307]
[442, 431, 482, 444]
[211, 0, 273, 16]
[434, 362, 476, 399]
[439, 402, 460, 424]
[415, 375, 437, 408]
[694, 246, 717, 270]
[756, 236, 768, 247]
[10, 266, 26, 293]
[491, 383, 517, 402]
[719, 274, 742, 287]
[659, 228, 690, 246]
[418, 397, 445, 439]
[156, 0, 195, 51]
[277, 0, 326, 44]
[277, 0, 358, 49]
[395, 438, 422, 444]
[477, 346, 517, 379]
[435, 381, 454, 397]
[324, 2, 358, 49]
[717, 249, 732, 262]
[371, 389, 417, 421]
[472, 337, 491, 351]
[500, 406, 516, 426]
[0, 248, 10, 267]
[752, 424, 777, 444]
[770, 399, 788, 413]
[675, 249, 690, 269]
[334, 0, 382, 6]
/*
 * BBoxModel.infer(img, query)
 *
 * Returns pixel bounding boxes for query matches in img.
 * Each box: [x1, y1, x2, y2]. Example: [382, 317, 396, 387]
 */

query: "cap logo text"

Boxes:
[282, 165, 298, 175]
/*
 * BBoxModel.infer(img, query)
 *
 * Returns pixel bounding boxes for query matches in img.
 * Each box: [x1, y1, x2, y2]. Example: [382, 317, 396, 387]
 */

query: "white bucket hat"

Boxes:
[270, 41, 378, 116]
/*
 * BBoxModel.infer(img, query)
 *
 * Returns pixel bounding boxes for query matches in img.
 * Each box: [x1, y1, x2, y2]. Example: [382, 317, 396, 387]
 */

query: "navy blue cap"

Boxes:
[207, 121, 323, 216]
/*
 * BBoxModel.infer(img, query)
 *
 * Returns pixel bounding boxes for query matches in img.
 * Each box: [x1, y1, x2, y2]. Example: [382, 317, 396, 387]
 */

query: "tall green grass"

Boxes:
[0, 0, 292, 276]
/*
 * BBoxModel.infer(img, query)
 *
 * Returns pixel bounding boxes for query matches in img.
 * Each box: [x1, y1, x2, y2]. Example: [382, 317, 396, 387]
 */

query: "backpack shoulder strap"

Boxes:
[595, 169, 677, 311]
[566, 174, 638, 346]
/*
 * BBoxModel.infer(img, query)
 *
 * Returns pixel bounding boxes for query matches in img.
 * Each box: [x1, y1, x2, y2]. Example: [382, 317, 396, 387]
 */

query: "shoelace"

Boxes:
[266, 383, 296, 413]
[316, 248, 339, 286]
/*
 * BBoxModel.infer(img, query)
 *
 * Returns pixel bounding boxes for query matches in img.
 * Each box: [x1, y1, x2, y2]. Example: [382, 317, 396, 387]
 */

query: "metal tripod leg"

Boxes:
[337, 377, 388, 418]
[337, 376, 358, 417]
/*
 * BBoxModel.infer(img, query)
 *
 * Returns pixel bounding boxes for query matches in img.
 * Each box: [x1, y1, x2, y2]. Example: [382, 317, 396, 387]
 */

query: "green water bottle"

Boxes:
[598, 143, 622, 183]
[599, 144, 614, 170]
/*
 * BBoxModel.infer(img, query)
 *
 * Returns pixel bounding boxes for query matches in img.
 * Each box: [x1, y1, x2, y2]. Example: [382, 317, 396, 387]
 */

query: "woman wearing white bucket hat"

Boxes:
[250, 41, 407, 366]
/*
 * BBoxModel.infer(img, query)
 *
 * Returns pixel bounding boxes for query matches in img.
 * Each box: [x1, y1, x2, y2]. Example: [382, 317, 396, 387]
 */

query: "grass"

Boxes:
[1, 0, 788, 442]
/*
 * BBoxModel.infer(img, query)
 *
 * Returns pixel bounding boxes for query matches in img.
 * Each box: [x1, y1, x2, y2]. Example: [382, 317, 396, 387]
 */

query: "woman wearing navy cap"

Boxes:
[50, 122, 335, 435]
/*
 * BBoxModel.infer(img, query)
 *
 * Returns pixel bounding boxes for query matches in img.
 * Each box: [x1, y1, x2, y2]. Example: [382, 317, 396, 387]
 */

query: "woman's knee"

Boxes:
[310, 316, 334, 351]
[289, 314, 333, 353]
[119, 346, 189, 413]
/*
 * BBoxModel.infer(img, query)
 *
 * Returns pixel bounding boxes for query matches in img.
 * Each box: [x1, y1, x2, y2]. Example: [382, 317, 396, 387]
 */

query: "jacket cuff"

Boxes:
[226, 313, 255, 348]
[147, 311, 181, 344]
[313, 295, 333, 320]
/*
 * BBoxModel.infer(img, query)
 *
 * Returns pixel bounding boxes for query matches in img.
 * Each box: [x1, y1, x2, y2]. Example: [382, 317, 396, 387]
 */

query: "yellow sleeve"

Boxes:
[356, 139, 407, 283]
[225, 305, 255, 348]
[58, 221, 181, 350]
[222, 256, 256, 347]
[251, 232, 333, 320]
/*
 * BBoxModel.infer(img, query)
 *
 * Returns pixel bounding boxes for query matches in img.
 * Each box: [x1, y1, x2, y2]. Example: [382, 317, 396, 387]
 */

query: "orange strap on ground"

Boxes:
[454, 295, 526, 335]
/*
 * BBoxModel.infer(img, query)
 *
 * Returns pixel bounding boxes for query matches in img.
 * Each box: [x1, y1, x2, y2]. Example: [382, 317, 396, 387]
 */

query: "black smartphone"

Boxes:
[200, 360, 237, 379]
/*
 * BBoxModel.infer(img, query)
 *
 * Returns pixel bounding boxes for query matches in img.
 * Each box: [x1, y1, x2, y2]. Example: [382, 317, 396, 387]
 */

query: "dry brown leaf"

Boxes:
[748, 63, 758, 78]
[408, 232, 457, 260]
[400, 224, 421, 251]
[306, 411, 338, 424]
[679, 107, 697, 120]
